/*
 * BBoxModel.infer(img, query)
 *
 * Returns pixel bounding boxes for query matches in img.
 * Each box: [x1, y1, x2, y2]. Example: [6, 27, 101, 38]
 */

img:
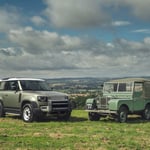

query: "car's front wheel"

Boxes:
[22, 104, 35, 122]
[88, 112, 100, 121]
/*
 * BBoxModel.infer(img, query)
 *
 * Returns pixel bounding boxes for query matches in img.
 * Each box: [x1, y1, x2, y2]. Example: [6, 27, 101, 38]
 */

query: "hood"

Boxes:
[103, 93, 132, 99]
[22, 90, 68, 97]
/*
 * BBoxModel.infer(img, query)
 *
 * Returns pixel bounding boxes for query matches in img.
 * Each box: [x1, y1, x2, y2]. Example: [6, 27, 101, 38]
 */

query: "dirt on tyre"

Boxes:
[22, 104, 35, 122]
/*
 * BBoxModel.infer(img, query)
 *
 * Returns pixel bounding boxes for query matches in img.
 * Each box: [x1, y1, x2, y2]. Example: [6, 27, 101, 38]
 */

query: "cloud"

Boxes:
[124, 0, 150, 20]
[106, 0, 150, 21]
[132, 29, 150, 34]
[1, 1, 150, 78]
[31, 16, 46, 26]
[8, 27, 86, 55]
[44, 0, 111, 28]
[3, 26, 150, 77]
[1, 33, 150, 77]
[9, 27, 65, 54]
[43, 0, 150, 30]
[0, 6, 21, 33]
[0, 47, 23, 56]
[112, 21, 131, 26]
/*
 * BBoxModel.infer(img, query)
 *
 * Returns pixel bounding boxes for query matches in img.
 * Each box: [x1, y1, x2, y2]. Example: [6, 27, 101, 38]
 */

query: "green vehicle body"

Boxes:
[0, 78, 72, 122]
[85, 78, 150, 122]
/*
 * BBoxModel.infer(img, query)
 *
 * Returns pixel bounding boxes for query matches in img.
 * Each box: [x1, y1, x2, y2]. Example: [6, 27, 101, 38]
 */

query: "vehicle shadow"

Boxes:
[43, 116, 87, 122]
[126, 117, 150, 124]
[7, 115, 87, 123]
[7, 114, 149, 123]
[101, 115, 150, 124]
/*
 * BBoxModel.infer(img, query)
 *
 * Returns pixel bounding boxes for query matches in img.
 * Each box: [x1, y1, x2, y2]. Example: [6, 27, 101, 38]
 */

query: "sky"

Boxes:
[0, 0, 150, 78]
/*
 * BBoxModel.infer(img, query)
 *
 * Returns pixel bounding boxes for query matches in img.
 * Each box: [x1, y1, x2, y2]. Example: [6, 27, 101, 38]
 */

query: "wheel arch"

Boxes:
[118, 104, 129, 112]
[145, 103, 150, 108]
[0, 99, 4, 106]
[21, 100, 38, 110]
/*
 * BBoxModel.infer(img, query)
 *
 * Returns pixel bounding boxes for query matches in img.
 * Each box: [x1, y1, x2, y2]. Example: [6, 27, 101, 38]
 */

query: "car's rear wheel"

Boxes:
[0, 102, 5, 117]
[88, 112, 100, 121]
[142, 104, 150, 120]
[22, 104, 35, 122]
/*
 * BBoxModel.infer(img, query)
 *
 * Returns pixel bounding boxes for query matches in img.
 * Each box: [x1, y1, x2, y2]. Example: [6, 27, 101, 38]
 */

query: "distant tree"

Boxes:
[72, 94, 96, 110]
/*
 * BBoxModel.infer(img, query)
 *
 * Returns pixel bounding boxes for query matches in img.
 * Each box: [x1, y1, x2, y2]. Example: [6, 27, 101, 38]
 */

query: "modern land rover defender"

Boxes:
[0, 78, 72, 122]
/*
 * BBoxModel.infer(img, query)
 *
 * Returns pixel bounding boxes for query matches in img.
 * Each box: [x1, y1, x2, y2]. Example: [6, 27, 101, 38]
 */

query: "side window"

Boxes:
[118, 83, 133, 92]
[0, 82, 5, 90]
[144, 82, 150, 98]
[134, 83, 143, 92]
[4, 81, 18, 91]
[134, 82, 143, 97]
[118, 83, 126, 91]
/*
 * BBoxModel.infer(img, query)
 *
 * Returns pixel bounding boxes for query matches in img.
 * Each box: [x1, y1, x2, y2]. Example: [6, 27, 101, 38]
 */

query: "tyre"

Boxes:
[88, 112, 100, 121]
[0, 102, 5, 117]
[117, 106, 128, 123]
[142, 105, 150, 120]
[22, 104, 35, 122]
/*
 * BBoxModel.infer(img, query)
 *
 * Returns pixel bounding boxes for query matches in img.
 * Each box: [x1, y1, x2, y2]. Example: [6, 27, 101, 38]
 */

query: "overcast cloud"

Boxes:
[0, 0, 150, 78]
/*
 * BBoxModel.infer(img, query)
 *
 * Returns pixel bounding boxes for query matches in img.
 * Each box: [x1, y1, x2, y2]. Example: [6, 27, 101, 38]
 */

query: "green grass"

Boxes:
[1, 110, 150, 150]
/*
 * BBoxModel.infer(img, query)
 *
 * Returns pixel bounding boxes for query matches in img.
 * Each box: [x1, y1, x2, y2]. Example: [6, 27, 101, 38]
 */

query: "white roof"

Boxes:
[1, 77, 45, 81]
[107, 78, 150, 83]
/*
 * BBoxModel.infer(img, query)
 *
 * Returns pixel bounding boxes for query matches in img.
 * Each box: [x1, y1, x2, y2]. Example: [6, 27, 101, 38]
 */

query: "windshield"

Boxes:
[20, 80, 50, 91]
[103, 82, 133, 93]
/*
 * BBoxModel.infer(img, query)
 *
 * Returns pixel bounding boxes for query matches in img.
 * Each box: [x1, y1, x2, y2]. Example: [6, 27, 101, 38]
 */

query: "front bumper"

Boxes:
[40, 106, 50, 112]
[40, 106, 70, 112]
[85, 109, 117, 115]
[40, 99, 71, 113]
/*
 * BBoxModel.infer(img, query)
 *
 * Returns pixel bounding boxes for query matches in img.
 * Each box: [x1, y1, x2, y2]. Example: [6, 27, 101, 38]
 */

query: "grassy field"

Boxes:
[0, 110, 150, 150]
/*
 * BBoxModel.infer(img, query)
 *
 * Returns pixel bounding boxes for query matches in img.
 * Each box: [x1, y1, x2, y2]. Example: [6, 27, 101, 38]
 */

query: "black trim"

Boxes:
[31, 101, 38, 108]
[4, 107, 21, 114]
[18, 93, 22, 103]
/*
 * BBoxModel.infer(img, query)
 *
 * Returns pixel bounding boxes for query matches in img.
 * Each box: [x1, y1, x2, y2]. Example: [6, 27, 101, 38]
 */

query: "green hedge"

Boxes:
[71, 95, 96, 109]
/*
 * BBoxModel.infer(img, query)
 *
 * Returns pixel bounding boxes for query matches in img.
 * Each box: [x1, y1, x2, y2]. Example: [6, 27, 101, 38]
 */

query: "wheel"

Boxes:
[117, 106, 128, 123]
[88, 112, 100, 121]
[22, 104, 35, 122]
[142, 105, 150, 120]
[0, 102, 5, 117]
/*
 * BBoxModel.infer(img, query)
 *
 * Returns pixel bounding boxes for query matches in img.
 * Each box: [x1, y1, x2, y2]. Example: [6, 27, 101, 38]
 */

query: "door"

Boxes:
[133, 82, 145, 111]
[3, 81, 21, 109]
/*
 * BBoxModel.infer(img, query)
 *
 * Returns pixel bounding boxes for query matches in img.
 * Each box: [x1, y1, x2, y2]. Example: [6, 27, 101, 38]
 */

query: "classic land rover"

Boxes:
[0, 78, 72, 122]
[85, 78, 150, 123]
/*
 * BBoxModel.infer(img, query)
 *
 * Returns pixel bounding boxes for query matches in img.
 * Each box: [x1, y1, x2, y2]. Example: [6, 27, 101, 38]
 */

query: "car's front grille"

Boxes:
[49, 100, 69, 112]
[98, 97, 110, 109]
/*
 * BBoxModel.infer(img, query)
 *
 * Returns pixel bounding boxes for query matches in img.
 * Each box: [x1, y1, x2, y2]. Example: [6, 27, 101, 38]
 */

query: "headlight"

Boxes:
[37, 96, 48, 102]
[87, 104, 92, 110]
[65, 96, 69, 100]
